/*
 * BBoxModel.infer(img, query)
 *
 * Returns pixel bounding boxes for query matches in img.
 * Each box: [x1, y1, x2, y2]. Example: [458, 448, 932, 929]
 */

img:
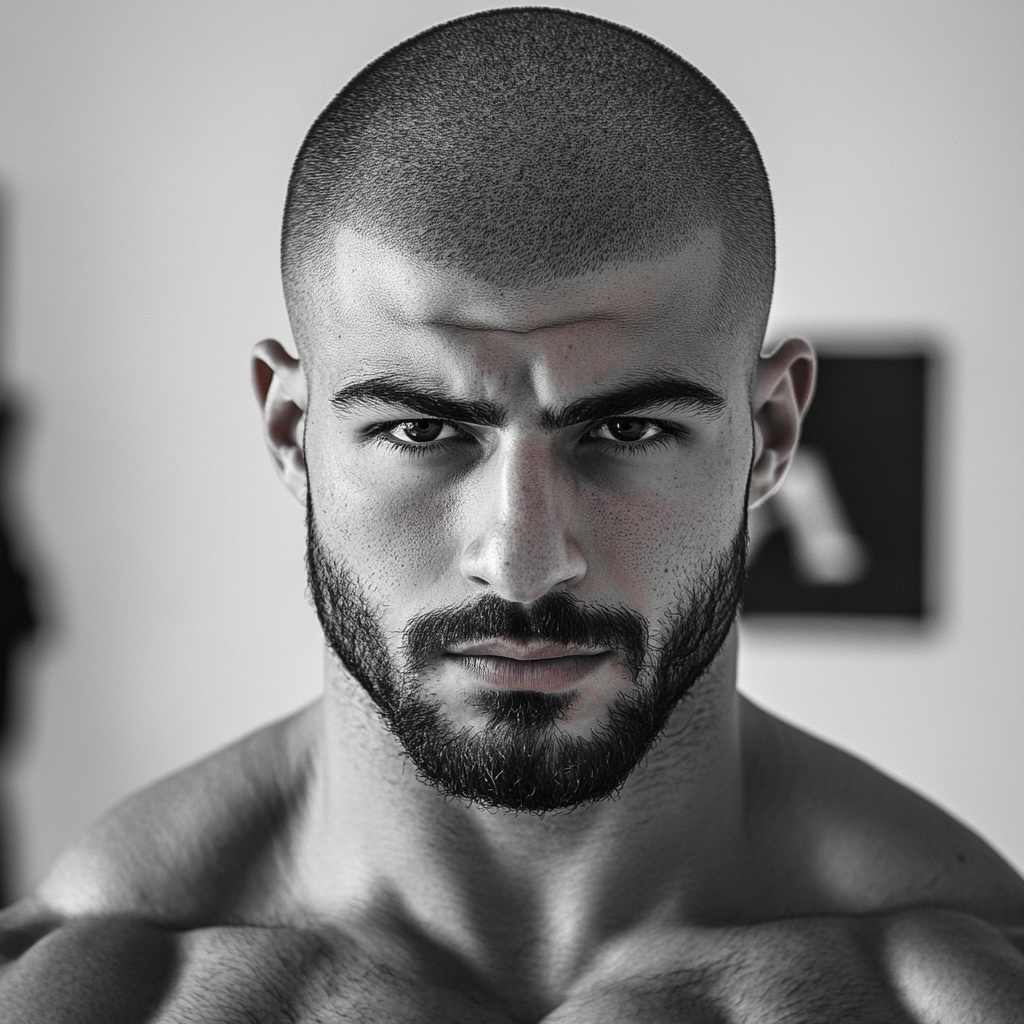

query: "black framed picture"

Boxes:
[743, 340, 935, 620]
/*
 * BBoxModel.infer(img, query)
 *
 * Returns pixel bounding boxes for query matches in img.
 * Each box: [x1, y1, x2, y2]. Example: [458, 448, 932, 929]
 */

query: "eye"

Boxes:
[386, 420, 461, 446]
[589, 418, 664, 444]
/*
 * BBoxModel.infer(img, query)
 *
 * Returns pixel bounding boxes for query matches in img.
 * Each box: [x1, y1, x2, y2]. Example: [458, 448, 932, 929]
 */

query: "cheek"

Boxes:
[579, 451, 749, 610]
[308, 435, 460, 590]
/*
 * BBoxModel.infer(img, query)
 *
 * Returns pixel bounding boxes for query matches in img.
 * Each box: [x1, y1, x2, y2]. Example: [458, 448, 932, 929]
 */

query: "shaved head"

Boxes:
[282, 7, 774, 347]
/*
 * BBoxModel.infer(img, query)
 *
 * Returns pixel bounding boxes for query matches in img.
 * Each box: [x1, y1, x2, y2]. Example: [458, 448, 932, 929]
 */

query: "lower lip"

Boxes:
[448, 653, 611, 691]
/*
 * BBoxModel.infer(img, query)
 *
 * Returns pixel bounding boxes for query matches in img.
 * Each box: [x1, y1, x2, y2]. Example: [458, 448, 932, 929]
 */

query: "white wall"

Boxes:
[0, 0, 1021, 896]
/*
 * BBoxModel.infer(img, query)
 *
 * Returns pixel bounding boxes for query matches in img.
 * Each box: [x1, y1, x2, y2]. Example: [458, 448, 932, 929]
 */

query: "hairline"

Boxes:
[284, 215, 770, 369]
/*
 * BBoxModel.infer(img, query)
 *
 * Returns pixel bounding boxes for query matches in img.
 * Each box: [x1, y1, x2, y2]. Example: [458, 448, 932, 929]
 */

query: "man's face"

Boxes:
[300, 228, 759, 811]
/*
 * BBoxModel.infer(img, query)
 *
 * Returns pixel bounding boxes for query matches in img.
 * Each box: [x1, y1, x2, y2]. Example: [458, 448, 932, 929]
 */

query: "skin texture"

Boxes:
[1, 231, 1022, 1022]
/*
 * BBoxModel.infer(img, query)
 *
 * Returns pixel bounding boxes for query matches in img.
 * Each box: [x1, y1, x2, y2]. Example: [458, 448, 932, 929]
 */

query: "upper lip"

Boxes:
[445, 640, 610, 661]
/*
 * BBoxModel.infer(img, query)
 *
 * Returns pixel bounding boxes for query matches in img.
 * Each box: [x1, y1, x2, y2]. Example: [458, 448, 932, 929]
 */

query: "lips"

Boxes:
[447, 639, 610, 660]
[445, 640, 612, 691]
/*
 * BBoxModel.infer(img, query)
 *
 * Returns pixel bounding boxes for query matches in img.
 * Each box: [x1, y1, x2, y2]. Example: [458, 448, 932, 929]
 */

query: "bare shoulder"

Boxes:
[31, 700, 321, 926]
[557, 907, 1024, 1023]
[0, 905, 518, 1024]
[0, 906, 182, 1023]
[742, 696, 1024, 925]
[0, 702, 327, 1021]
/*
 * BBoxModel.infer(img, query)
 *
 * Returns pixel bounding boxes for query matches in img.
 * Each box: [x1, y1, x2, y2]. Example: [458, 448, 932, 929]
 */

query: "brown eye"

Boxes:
[400, 420, 445, 443]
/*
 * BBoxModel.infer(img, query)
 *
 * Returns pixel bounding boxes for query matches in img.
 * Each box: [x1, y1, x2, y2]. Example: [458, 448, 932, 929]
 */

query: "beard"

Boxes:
[307, 500, 747, 813]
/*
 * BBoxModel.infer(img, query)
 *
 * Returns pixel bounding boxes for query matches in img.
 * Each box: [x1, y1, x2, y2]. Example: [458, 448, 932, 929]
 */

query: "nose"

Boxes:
[460, 437, 587, 603]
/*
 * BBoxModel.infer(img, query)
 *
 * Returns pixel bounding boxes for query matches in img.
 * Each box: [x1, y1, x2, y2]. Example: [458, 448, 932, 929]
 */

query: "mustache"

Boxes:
[402, 591, 650, 679]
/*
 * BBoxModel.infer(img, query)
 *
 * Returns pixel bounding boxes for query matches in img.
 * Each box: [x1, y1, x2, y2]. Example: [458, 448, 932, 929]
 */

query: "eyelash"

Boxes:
[363, 419, 686, 458]
[363, 422, 471, 459]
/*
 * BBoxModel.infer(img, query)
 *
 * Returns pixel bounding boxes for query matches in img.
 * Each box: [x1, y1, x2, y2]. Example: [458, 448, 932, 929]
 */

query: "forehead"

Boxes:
[300, 226, 753, 395]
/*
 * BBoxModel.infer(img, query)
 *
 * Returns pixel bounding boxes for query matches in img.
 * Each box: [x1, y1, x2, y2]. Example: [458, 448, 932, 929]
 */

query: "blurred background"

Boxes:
[0, 0, 1021, 899]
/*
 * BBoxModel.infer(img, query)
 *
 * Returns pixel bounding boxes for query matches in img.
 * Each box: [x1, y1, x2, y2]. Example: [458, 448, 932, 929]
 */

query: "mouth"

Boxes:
[444, 642, 612, 692]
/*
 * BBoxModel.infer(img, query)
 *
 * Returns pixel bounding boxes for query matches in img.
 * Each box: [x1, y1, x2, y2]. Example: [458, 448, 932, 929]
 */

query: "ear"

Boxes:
[252, 339, 308, 505]
[748, 337, 816, 510]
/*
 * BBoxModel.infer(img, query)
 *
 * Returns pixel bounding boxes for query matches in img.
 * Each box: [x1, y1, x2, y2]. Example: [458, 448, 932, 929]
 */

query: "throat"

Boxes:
[301, 643, 752, 991]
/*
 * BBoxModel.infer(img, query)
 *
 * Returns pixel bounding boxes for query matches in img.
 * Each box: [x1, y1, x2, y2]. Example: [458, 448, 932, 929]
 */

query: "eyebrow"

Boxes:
[540, 374, 726, 430]
[331, 375, 506, 426]
[330, 372, 725, 429]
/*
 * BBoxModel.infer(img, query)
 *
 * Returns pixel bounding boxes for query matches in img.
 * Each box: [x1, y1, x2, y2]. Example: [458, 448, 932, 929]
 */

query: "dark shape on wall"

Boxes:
[0, 401, 36, 745]
[0, 191, 41, 905]
[743, 343, 933, 619]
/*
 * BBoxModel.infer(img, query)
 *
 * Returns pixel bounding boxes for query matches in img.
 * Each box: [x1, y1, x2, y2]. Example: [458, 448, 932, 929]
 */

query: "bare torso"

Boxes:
[2, 697, 1023, 1023]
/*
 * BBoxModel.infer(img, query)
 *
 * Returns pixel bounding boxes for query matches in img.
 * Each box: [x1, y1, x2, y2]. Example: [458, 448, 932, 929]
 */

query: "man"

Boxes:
[1, 7, 1022, 1021]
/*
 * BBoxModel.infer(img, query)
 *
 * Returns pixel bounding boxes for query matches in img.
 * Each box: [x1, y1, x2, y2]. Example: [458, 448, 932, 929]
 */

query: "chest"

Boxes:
[152, 920, 911, 1024]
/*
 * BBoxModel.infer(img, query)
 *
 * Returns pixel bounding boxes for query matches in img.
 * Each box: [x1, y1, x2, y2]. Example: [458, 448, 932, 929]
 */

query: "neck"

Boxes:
[291, 627, 760, 1005]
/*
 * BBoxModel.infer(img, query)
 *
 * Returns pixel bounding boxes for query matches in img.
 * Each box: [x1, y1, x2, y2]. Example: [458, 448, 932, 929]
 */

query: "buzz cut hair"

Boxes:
[282, 7, 775, 337]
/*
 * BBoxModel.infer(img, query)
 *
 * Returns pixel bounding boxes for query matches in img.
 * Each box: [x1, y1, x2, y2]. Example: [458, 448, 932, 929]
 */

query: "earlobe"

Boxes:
[251, 339, 308, 506]
[748, 337, 816, 510]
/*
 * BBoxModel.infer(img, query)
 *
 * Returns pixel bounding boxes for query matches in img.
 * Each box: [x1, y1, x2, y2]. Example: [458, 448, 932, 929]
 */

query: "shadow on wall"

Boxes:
[0, 189, 43, 907]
